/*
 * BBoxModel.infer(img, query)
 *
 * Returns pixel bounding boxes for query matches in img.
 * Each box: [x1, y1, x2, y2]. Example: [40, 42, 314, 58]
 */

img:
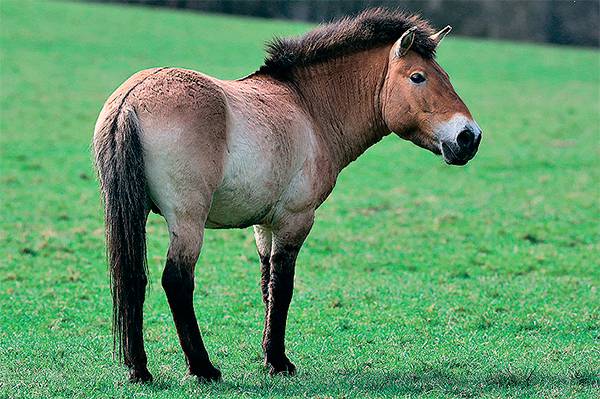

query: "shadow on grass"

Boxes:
[140, 365, 599, 397]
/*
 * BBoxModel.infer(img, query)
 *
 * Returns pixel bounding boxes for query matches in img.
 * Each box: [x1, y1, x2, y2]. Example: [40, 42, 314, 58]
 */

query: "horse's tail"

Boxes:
[93, 101, 148, 360]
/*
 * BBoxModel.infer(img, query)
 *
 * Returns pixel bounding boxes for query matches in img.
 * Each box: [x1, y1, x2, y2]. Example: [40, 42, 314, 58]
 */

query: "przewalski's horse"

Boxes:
[93, 8, 482, 383]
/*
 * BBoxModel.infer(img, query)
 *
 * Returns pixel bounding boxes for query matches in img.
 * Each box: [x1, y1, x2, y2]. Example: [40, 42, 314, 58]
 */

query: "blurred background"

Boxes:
[97, 0, 600, 47]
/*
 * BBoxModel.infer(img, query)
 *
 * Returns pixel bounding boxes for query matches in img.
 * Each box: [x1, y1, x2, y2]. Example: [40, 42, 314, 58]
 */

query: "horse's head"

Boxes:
[381, 26, 482, 166]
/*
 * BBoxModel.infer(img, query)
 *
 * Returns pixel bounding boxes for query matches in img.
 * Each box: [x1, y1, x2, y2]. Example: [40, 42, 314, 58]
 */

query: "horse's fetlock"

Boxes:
[128, 367, 153, 383]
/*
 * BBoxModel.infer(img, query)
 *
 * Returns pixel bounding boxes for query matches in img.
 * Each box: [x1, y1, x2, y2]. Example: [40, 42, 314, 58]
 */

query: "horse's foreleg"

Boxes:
[161, 220, 221, 382]
[263, 213, 314, 375]
[253, 225, 272, 345]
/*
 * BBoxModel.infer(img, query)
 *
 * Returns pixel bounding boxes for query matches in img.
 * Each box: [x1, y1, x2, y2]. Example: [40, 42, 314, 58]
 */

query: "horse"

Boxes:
[93, 8, 482, 383]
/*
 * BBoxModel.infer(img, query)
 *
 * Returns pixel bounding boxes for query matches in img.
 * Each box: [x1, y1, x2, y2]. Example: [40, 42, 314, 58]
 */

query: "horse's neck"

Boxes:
[291, 47, 391, 171]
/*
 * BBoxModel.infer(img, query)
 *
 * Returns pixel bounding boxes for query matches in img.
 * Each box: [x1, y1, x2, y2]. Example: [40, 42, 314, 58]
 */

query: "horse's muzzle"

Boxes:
[441, 127, 482, 166]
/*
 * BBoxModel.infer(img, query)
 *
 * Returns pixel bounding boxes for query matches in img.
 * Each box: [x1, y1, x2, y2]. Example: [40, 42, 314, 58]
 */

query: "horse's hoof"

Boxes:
[190, 364, 222, 383]
[267, 357, 296, 376]
[128, 368, 153, 383]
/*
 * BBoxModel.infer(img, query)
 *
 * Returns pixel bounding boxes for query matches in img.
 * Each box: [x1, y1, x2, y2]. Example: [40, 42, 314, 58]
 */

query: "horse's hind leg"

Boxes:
[161, 214, 221, 382]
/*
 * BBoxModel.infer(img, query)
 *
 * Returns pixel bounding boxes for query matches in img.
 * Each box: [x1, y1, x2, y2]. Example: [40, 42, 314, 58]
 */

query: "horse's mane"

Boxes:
[256, 8, 437, 80]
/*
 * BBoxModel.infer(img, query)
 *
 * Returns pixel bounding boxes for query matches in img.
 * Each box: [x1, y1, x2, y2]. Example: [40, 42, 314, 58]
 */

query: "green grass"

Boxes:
[1, 1, 599, 398]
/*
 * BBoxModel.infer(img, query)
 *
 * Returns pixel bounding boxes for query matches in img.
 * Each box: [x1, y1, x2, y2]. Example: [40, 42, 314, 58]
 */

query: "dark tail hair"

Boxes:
[93, 104, 148, 360]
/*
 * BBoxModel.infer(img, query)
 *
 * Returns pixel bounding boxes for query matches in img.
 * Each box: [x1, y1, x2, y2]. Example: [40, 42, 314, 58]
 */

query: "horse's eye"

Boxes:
[410, 72, 426, 84]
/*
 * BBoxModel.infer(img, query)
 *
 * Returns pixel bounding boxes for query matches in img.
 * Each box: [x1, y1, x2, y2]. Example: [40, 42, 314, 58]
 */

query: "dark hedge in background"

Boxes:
[95, 0, 599, 47]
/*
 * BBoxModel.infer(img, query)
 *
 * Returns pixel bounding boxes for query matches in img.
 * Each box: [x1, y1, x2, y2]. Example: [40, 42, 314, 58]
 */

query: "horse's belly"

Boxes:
[205, 149, 282, 228]
[205, 184, 275, 229]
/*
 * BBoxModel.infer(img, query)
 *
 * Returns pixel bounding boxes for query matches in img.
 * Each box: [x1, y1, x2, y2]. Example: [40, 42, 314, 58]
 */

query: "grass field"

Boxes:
[1, 1, 599, 398]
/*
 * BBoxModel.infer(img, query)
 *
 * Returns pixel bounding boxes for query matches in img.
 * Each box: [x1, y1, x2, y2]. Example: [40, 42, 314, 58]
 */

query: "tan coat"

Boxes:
[92, 10, 481, 381]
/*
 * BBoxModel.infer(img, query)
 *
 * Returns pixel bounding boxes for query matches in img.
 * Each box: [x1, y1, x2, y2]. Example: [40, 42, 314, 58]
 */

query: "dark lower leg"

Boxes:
[255, 225, 272, 309]
[162, 259, 221, 381]
[123, 276, 152, 383]
[259, 253, 271, 306]
[263, 245, 299, 375]
[259, 252, 271, 348]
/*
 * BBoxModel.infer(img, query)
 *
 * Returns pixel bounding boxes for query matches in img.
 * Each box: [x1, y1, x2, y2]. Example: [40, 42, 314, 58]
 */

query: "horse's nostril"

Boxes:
[456, 129, 475, 148]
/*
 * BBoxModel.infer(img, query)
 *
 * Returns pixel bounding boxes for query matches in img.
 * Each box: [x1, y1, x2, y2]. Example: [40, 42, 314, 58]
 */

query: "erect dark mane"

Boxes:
[256, 8, 437, 80]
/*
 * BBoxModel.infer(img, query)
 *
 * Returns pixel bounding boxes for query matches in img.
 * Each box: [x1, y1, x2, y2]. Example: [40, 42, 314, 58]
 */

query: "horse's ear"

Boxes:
[430, 25, 452, 46]
[394, 27, 417, 58]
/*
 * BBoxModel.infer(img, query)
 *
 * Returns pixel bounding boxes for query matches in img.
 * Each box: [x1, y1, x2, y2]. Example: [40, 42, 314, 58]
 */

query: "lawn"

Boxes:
[0, 1, 598, 398]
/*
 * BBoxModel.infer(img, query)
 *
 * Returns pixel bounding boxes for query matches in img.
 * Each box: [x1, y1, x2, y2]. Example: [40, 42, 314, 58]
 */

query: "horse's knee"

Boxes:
[270, 245, 300, 275]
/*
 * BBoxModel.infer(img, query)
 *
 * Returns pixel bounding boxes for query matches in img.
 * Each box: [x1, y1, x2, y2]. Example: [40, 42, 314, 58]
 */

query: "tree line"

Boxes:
[97, 0, 599, 47]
